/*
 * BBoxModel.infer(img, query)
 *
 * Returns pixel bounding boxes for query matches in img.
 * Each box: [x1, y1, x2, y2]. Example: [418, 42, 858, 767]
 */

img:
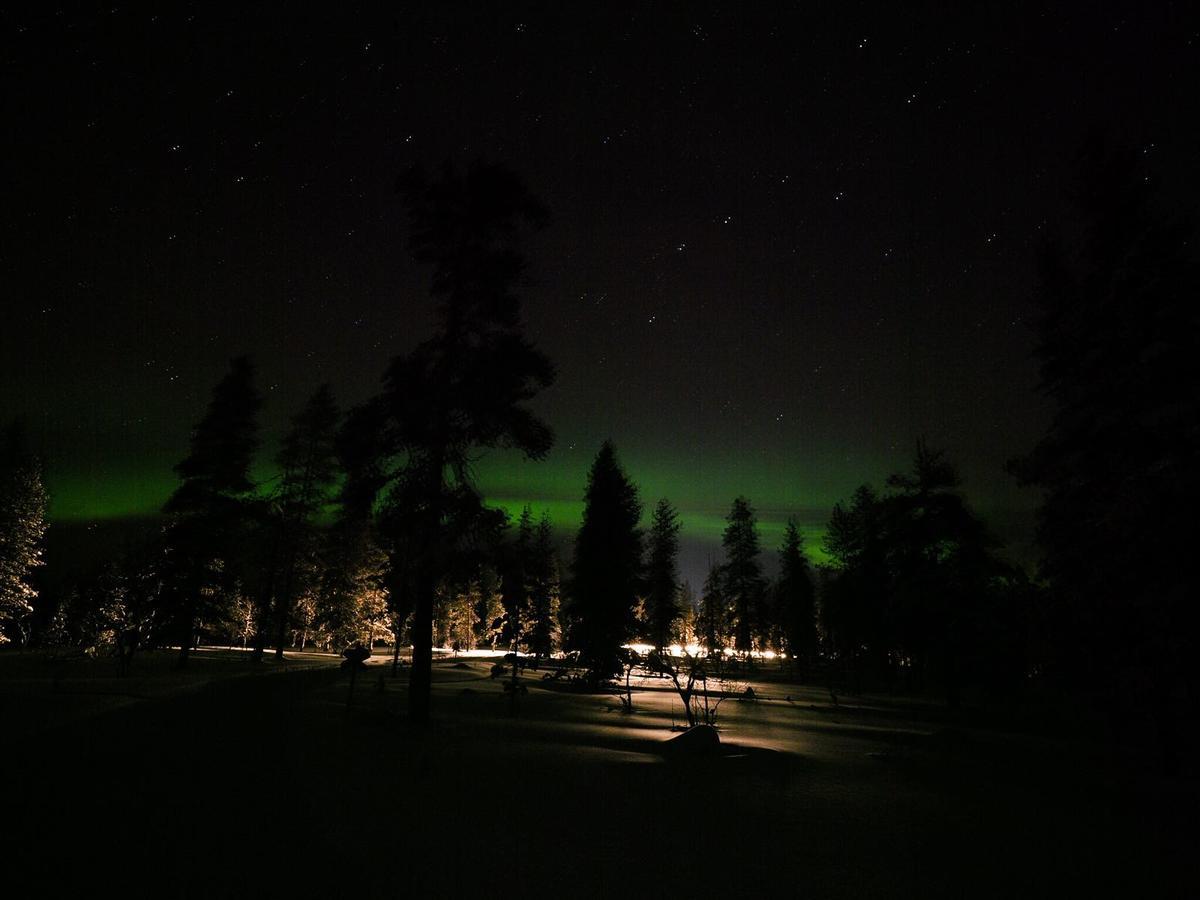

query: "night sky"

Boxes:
[4, 4, 1198, 585]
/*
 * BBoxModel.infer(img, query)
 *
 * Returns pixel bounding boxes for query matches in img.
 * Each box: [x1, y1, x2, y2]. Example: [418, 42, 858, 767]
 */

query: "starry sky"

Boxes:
[4, 3, 1198, 585]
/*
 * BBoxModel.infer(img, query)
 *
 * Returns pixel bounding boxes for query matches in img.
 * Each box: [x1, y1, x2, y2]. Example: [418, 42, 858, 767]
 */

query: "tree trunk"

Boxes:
[251, 549, 278, 664]
[407, 446, 446, 724]
[251, 623, 267, 663]
[274, 552, 295, 662]
[177, 593, 195, 668]
[408, 565, 434, 723]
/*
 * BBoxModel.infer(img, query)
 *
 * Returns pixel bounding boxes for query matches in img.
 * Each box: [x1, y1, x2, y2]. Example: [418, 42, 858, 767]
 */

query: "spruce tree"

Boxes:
[721, 496, 765, 655]
[776, 518, 816, 676]
[821, 484, 889, 690]
[270, 384, 340, 659]
[644, 498, 681, 650]
[163, 356, 261, 666]
[566, 441, 643, 682]
[378, 163, 554, 722]
[697, 562, 727, 658]
[1010, 143, 1200, 769]
[499, 506, 535, 655]
[886, 441, 993, 701]
[526, 512, 559, 662]
[674, 579, 697, 647]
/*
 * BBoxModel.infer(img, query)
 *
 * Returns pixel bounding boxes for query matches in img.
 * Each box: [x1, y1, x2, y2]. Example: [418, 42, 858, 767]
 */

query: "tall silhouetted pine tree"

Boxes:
[776, 518, 816, 676]
[379, 162, 554, 722]
[163, 356, 261, 666]
[270, 384, 340, 659]
[644, 498, 681, 650]
[324, 400, 399, 661]
[722, 496, 765, 655]
[0, 421, 47, 646]
[821, 484, 888, 690]
[1011, 142, 1200, 770]
[886, 441, 995, 704]
[566, 441, 642, 682]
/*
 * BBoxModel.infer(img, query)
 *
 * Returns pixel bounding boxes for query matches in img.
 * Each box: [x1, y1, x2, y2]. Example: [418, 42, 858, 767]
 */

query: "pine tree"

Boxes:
[1011, 143, 1200, 769]
[378, 163, 554, 722]
[445, 578, 479, 652]
[326, 399, 400, 665]
[270, 384, 340, 659]
[721, 496, 765, 655]
[776, 518, 816, 676]
[644, 498, 681, 651]
[673, 579, 697, 647]
[163, 357, 261, 666]
[499, 506, 535, 654]
[566, 441, 643, 682]
[0, 421, 48, 645]
[820, 484, 888, 690]
[316, 520, 389, 651]
[472, 565, 505, 650]
[886, 441, 994, 702]
[526, 512, 559, 662]
[697, 563, 727, 658]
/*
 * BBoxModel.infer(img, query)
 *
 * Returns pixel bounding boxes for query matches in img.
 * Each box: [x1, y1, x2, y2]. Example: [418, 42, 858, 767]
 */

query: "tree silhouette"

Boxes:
[644, 498, 682, 651]
[0, 420, 47, 646]
[498, 506, 535, 661]
[820, 446, 1004, 700]
[821, 485, 888, 691]
[885, 441, 996, 704]
[775, 518, 816, 677]
[1011, 142, 1200, 769]
[378, 162, 555, 722]
[327, 399, 401, 664]
[525, 512, 559, 663]
[565, 441, 643, 682]
[721, 496, 765, 656]
[269, 385, 340, 659]
[163, 357, 261, 667]
[697, 562, 727, 659]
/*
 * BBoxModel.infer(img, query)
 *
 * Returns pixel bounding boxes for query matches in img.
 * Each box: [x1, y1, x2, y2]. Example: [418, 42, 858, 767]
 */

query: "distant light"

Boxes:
[432, 647, 525, 659]
[621, 643, 784, 660]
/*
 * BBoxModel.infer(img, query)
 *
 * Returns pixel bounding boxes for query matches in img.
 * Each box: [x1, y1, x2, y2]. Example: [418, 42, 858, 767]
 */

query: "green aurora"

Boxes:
[45, 447, 836, 542]
[43, 438, 1037, 578]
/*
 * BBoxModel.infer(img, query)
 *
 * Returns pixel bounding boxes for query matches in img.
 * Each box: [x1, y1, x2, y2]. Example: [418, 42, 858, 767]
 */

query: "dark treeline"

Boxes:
[4, 147, 1197, 769]
[1010, 140, 1200, 771]
[818, 443, 1029, 705]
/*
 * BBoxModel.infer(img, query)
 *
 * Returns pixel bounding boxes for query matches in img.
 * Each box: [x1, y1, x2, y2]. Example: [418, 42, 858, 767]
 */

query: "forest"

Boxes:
[6, 6, 1200, 897]
[4, 149, 1196, 779]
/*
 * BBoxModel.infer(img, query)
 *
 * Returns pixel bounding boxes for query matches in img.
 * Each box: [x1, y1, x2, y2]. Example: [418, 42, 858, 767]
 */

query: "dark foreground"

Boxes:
[3, 651, 1196, 898]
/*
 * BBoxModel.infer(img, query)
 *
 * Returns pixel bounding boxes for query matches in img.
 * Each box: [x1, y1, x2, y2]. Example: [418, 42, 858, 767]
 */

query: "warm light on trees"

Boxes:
[0, 421, 48, 645]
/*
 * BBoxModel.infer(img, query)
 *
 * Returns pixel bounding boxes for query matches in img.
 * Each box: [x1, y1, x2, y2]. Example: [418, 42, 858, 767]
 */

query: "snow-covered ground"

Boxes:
[4, 652, 1195, 898]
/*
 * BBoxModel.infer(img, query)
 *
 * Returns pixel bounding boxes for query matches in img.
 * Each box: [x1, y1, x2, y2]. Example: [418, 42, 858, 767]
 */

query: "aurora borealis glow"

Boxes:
[38, 423, 1032, 583]
[7, 5, 1193, 585]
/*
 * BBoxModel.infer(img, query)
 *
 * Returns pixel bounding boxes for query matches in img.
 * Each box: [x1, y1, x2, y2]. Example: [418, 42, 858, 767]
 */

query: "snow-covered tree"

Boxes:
[0, 421, 48, 645]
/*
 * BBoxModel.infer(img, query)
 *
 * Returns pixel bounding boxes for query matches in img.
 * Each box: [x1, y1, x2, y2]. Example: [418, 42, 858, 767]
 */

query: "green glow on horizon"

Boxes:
[45, 433, 1036, 573]
[45, 443, 839, 565]
[487, 493, 831, 564]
